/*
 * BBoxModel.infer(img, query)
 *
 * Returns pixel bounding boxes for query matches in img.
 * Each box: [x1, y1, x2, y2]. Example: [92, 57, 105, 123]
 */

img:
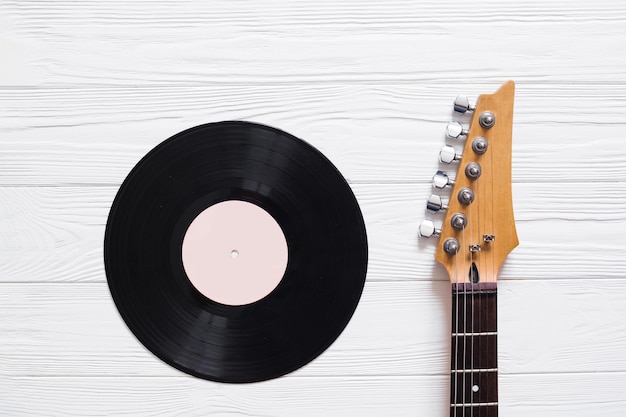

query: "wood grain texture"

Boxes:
[3, 0, 626, 86]
[435, 81, 518, 282]
[3, 0, 626, 414]
[2, 280, 626, 377]
[2, 84, 626, 185]
[2, 373, 626, 417]
[1, 185, 625, 283]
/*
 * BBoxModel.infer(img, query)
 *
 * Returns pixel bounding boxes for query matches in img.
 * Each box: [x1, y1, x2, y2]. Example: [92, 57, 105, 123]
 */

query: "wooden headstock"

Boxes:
[423, 81, 518, 284]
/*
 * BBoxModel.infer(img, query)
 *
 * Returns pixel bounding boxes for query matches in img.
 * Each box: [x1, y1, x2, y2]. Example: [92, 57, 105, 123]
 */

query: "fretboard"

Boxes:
[450, 282, 498, 417]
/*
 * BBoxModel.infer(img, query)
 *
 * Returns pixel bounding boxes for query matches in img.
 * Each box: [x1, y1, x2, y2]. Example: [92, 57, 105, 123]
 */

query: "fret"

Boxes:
[451, 403, 498, 407]
[450, 368, 497, 373]
[452, 282, 497, 293]
[451, 289, 497, 334]
[451, 331, 497, 336]
[450, 404, 498, 417]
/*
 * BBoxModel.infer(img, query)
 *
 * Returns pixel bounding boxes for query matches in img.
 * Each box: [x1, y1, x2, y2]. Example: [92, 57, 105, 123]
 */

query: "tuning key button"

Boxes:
[446, 121, 469, 139]
[443, 238, 461, 255]
[465, 162, 482, 180]
[451, 213, 467, 230]
[426, 194, 448, 213]
[439, 145, 462, 164]
[419, 219, 441, 238]
[432, 171, 455, 189]
[457, 188, 475, 205]
[453, 96, 475, 114]
[472, 137, 488, 154]
[479, 111, 496, 128]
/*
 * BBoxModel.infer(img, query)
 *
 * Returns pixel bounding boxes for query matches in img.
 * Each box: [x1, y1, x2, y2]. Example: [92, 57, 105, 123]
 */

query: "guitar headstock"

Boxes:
[420, 81, 518, 284]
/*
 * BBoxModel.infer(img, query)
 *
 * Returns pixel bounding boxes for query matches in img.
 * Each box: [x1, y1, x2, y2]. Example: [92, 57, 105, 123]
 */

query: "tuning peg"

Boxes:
[426, 194, 448, 213]
[453, 95, 475, 114]
[439, 145, 462, 164]
[478, 111, 496, 128]
[446, 121, 469, 139]
[443, 238, 461, 254]
[432, 170, 455, 189]
[419, 219, 441, 238]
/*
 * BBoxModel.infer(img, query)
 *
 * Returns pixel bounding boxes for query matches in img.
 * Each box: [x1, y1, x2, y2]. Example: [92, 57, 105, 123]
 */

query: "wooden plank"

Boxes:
[500, 372, 626, 417]
[1, 375, 446, 417]
[6, 0, 626, 35]
[2, 279, 626, 377]
[0, 281, 449, 378]
[1, 184, 624, 284]
[2, 372, 626, 416]
[2, 84, 626, 185]
[3, 1, 626, 86]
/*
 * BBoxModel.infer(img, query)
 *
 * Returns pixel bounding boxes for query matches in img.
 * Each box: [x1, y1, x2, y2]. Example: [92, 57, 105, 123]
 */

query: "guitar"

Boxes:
[419, 81, 518, 417]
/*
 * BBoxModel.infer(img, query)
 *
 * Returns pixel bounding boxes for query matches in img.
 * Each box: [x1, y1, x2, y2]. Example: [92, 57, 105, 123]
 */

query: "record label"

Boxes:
[104, 121, 368, 382]
[181, 200, 288, 306]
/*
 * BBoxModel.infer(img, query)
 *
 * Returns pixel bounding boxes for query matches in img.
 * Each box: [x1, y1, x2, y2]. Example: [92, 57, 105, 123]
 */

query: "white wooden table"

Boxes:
[2, 1, 626, 415]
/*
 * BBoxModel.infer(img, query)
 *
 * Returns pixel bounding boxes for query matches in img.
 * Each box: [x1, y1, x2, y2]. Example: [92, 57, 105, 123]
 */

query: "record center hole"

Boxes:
[230, 249, 239, 259]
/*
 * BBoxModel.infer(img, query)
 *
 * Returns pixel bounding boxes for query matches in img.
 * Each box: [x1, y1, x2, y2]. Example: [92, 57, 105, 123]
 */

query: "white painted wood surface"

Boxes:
[2, 0, 626, 415]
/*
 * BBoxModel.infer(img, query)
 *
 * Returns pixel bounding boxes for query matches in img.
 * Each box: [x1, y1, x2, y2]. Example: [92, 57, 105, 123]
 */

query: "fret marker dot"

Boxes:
[472, 385, 479, 392]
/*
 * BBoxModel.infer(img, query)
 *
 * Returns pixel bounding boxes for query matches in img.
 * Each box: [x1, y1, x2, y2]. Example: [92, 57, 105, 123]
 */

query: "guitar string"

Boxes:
[453, 227, 464, 416]
[468, 204, 474, 416]
[456, 227, 465, 417]
[485, 128, 490, 417]
[477, 189, 482, 417]
[486, 115, 495, 417]
[485, 127, 498, 414]
[454, 239, 460, 416]
[463, 226, 469, 417]
[470, 142, 484, 415]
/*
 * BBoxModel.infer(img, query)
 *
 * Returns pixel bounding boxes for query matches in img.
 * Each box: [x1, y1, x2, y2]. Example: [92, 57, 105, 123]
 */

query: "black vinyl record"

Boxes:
[104, 121, 368, 382]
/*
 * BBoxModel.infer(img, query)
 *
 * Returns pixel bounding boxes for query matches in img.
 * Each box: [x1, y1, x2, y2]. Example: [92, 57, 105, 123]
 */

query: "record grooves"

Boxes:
[104, 121, 368, 382]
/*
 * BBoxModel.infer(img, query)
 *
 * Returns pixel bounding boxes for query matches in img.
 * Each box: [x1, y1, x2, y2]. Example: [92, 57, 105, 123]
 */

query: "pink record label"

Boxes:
[181, 200, 288, 305]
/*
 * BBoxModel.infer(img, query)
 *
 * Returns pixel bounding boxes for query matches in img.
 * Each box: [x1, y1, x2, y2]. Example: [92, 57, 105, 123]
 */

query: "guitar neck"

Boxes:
[450, 282, 498, 417]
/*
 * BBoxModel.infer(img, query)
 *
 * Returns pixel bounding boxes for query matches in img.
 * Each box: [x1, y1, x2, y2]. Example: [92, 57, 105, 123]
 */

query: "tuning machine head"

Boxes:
[453, 95, 475, 114]
[439, 145, 462, 164]
[432, 170, 455, 189]
[479, 111, 496, 128]
[445, 121, 469, 139]
[419, 219, 441, 238]
[426, 194, 448, 213]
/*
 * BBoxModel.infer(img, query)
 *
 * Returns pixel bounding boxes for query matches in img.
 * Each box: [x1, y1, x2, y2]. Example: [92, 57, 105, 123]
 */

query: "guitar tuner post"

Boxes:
[465, 162, 482, 180]
[451, 213, 467, 230]
[443, 238, 460, 255]
[479, 111, 496, 128]
[457, 188, 475, 205]
[472, 137, 488, 154]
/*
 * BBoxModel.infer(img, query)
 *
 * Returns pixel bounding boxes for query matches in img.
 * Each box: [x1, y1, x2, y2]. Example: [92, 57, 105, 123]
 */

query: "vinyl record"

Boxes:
[104, 121, 368, 382]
